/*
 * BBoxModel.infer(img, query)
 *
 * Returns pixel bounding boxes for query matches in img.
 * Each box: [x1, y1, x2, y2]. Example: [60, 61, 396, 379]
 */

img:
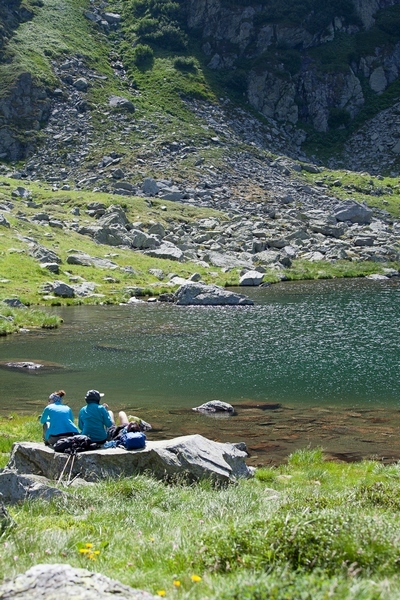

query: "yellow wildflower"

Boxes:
[157, 590, 166, 597]
[79, 548, 90, 554]
[190, 575, 202, 582]
[85, 543, 93, 548]
[173, 580, 181, 587]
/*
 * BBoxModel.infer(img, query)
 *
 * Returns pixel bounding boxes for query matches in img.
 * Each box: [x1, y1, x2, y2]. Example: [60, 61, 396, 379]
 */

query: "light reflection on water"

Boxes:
[0, 278, 399, 415]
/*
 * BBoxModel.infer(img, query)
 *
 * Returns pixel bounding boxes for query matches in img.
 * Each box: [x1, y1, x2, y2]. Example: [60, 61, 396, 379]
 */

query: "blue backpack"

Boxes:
[120, 431, 146, 450]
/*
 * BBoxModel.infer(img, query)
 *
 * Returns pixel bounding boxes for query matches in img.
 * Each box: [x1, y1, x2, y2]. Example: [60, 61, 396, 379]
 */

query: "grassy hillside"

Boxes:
[0, 0, 110, 94]
[0, 176, 235, 308]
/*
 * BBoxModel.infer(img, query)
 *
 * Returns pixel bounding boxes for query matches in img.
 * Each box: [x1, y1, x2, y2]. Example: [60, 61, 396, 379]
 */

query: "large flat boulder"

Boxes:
[0, 564, 157, 600]
[174, 283, 254, 306]
[7, 435, 253, 484]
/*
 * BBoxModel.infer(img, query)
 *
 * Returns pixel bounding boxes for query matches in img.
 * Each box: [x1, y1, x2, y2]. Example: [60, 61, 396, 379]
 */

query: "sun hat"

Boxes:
[85, 390, 105, 404]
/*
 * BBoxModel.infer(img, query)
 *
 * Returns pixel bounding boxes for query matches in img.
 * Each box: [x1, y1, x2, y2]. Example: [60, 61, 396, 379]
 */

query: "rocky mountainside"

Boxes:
[0, 0, 399, 302]
[0, 0, 400, 169]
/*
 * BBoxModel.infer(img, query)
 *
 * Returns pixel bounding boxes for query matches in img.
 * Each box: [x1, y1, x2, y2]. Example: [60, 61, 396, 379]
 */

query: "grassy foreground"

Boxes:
[2, 417, 400, 598]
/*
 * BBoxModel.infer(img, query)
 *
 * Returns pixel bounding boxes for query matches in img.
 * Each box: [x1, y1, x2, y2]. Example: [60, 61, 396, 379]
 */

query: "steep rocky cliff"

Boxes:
[184, 0, 400, 133]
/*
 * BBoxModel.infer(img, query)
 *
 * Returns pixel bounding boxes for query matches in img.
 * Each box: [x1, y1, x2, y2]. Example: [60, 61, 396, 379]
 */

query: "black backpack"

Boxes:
[52, 435, 99, 454]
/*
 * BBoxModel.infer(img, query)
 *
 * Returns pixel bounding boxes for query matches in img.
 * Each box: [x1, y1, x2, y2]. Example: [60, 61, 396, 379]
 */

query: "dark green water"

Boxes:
[0, 278, 399, 415]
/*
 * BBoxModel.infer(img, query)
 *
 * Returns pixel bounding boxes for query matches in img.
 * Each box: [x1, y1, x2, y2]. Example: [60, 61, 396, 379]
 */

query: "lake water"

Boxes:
[1, 278, 400, 465]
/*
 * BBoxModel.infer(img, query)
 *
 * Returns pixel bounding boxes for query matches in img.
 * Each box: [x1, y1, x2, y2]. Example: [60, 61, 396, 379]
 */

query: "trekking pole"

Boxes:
[66, 452, 76, 485]
[67, 472, 82, 487]
[57, 454, 71, 485]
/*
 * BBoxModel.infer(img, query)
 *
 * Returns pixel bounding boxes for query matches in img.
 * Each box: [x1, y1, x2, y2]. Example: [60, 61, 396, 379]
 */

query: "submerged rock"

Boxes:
[0, 563, 157, 600]
[0, 361, 42, 370]
[0, 360, 64, 372]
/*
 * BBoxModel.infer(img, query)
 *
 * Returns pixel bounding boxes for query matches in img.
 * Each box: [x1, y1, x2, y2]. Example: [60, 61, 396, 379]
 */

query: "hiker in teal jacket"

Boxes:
[40, 390, 79, 445]
[78, 390, 113, 444]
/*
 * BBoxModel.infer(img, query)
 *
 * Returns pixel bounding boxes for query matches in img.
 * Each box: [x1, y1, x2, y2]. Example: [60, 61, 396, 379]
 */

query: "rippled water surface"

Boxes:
[1, 278, 399, 416]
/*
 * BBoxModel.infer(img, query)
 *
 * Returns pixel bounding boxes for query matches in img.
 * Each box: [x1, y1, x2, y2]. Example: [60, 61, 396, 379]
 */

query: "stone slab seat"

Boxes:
[7, 435, 253, 483]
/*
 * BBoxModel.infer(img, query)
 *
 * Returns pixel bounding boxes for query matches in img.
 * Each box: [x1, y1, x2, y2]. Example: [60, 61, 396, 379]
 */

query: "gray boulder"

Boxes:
[130, 230, 160, 250]
[72, 282, 100, 297]
[31, 212, 49, 222]
[309, 220, 346, 238]
[239, 270, 265, 286]
[142, 178, 159, 196]
[50, 280, 75, 298]
[66, 254, 118, 269]
[253, 249, 283, 265]
[109, 95, 134, 112]
[148, 222, 165, 237]
[11, 186, 31, 199]
[193, 401, 235, 413]
[2, 298, 27, 308]
[159, 187, 183, 201]
[93, 225, 132, 247]
[0, 563, 157, 600]
[40, 262, 59, 274]
[29, 244, 62, 264]
[98, 204, 129, 228]
[8, 435, 252, 483]
[334, 201, 373, 224]
[0, 214, 10, 228]
[0, 470, 66, 504]
[73, 78, 88, 91]
[203, 250, 253, 270]
[174, 283, 254, 306]
[145, 242, 183, 261]
[366, 273, 389, 280]
[103, 12, 122, 24]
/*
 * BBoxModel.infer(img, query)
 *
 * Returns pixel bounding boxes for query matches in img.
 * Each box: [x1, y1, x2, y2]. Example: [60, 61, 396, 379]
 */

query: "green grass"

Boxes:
[2, 429, 400, 598]
[300, 168, 400, 218]
[0, 0, 113, 94]
[284, 259, 400, 281]
[0, 305, 61, 336]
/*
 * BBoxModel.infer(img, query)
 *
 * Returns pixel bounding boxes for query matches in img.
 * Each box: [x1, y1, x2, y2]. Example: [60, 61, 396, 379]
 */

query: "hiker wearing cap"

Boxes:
[40, 390, 79, 446]
[78, 390, 114, 444]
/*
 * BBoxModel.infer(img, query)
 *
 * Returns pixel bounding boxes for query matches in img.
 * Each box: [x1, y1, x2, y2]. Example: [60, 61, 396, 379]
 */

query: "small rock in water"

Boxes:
[5, 361, 43, 369]
[193, 400, 236, 414]
[366, 274, 389, 280]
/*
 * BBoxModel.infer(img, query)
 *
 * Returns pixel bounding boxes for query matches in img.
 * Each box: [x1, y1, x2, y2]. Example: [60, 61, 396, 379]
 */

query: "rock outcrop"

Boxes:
[0, 564, 158, 600]
[7, 435, 253, 483]
[0, 470, 66, 504]
[183, 0, 400, 135]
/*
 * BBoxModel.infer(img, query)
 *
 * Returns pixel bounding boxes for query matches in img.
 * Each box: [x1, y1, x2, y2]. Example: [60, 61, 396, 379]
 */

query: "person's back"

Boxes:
[40, 390, 79, 445]
[78, 390, 113, 443]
